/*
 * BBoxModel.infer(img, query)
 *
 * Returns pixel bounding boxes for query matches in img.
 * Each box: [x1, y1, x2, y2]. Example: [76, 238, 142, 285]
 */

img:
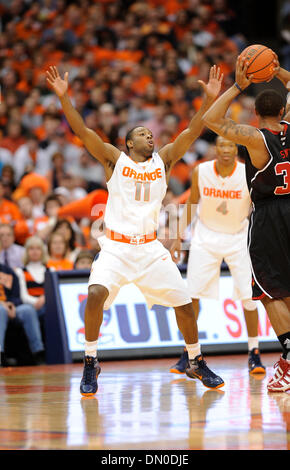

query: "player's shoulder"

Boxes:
[236, 160, 246, 174]
[197, 160, 215, 172]
[236, 159, 246, 169]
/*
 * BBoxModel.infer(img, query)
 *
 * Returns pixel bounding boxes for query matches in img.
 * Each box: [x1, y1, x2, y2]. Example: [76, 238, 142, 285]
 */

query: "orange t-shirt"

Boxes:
[0, 199, 22, 224]
[47, 259, 74, 271]
[14, 219, 35, 245]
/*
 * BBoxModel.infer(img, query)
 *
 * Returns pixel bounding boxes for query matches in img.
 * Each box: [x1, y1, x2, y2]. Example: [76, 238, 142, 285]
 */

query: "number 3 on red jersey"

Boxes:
[274, 161, 290, 195]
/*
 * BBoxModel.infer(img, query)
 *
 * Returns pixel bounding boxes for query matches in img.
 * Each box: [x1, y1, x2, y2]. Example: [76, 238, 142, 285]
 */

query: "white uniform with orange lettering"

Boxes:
[89, 151, 191, 309]
[187, 159, 252, 300]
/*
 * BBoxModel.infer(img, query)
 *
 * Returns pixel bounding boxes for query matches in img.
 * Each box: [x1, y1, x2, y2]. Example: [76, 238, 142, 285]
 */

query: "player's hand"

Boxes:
[198, 65, 224, 101]
[235, 56, 253, 90]
[169, 237, 181, 264]
[270, 53, 290, 88]
[6, 302, 16, 319]
[46, 66, 69, 98]
[266, 52, 280, 82]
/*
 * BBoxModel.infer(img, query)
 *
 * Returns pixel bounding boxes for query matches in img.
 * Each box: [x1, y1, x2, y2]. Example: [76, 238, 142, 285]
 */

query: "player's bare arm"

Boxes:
[274, 57, 290, 121]
[46, 66, 120, 180]
[159, 65, 223, 181]
[170, 166, 200, 262]
[203, 57, 275, 169]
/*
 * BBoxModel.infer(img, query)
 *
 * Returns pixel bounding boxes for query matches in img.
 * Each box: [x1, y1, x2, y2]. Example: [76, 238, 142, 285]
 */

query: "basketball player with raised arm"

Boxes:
[202, 55, 290, 392]
[46, 65, 225, 395]
[169, 136, 265, 376]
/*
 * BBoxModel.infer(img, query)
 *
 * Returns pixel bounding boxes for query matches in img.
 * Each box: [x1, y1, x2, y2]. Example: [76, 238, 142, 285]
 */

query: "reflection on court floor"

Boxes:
[0, 353, 289, 450]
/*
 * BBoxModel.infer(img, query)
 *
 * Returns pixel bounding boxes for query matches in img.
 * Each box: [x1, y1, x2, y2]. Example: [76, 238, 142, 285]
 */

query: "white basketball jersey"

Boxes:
[197, 159, 251, 234]
[105, 151, 167, 236]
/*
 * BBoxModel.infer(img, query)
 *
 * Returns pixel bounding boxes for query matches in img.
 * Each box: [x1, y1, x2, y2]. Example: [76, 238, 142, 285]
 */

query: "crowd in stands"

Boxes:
[0, 0, 282, 365]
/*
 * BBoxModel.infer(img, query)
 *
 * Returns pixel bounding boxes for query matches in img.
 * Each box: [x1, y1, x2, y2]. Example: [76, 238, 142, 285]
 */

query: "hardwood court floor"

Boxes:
[0, 352, 289, 451]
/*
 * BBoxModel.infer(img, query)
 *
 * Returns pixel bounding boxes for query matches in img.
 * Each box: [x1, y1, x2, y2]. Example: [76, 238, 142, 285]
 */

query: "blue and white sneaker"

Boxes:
[186, 355, 225, 389]
[80, 356, 101, 396]
[170, 349, 189, 374]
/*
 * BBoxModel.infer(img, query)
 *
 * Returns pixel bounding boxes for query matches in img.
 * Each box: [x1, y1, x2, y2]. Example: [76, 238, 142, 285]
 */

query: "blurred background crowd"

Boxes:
[0, 0, 286, 364]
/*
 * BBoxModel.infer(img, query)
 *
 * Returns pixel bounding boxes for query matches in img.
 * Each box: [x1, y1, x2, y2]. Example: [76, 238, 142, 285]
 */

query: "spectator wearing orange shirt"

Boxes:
[0, 179, 22, 225]
[14, 196, 36, 246]
[46, 232, 73, 271]
[51, 218, 82, 263]
[0, 120, 27, 154]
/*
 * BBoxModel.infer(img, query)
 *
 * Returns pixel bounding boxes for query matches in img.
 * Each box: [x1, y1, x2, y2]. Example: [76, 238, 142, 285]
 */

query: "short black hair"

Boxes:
[125, 126, 142, 152]
[255, 90, 285, 118]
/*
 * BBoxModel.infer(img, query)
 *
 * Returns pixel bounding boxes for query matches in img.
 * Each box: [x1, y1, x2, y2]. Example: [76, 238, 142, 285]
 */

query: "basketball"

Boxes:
[239, 44, 275, 83]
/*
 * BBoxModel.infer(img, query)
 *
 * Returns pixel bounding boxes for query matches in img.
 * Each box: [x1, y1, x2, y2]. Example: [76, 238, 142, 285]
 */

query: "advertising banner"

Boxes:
[59, 275, 277, 353]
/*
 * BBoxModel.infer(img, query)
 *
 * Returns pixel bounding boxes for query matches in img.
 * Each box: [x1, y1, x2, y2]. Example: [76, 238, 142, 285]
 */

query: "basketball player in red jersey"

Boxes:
[202, 55, 290, 392]
[46, 65, 225, 395]
[170, 136, 265, 376]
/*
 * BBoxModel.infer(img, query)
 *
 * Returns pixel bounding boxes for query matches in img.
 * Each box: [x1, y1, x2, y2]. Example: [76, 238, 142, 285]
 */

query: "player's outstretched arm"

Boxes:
[159, 65, 223, 171]
[46, 67, 120, 168]
[273, 56, 290, 121]
[203, 57, 270, 169]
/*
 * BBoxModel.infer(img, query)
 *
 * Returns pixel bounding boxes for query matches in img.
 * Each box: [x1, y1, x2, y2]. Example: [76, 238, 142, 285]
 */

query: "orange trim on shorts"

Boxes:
[106, 228, 157, 245]
[252, 293, 266, 300]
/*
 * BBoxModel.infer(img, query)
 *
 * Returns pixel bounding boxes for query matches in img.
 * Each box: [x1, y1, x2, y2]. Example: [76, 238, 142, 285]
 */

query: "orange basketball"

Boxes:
[239, 44, 275, 83]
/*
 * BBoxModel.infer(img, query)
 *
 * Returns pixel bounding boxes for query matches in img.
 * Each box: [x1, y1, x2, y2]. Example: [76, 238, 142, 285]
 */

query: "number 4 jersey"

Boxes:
[196, 159, 251, 234]
[105, 151, 167, 236]
[244, 121, 290, 203]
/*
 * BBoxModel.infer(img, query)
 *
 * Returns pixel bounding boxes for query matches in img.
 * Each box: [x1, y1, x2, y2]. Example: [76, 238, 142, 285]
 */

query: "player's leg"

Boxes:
[242, 300, 265, 374]
[170, 298, 199, 374]
[80, 284, 107, 397]
[170, 241, 221, 374]
[84, 284, 108, 343]
[224, 244, 265, 373]
[261, 296, 290, 392]
[192, 298, 200, 320]
[80, 245, 127, 397]
[174, 302, 224, 389]
[135, 242, 224, 389]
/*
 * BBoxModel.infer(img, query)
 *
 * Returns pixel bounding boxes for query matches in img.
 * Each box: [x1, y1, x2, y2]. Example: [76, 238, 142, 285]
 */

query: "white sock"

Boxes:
[248, 336, 259, 351]
[85, 339, 98, 358]
[186, 343, 201, 360]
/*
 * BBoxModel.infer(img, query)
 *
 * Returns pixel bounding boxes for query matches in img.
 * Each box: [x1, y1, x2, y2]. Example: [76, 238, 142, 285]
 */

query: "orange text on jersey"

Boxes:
[203, 187, 242, 199]
[122, 166, 162, 181]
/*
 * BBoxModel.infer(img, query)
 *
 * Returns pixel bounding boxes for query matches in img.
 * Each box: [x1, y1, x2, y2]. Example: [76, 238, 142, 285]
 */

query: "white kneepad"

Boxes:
[241, 299, 257, 311]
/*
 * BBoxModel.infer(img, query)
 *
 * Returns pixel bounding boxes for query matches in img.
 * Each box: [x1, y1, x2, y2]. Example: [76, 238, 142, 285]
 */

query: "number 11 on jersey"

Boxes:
[135, 181, 151, 201]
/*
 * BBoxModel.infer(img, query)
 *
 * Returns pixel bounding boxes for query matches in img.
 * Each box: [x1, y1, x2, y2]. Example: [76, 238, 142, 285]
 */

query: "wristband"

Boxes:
[234, 82, 243, 93]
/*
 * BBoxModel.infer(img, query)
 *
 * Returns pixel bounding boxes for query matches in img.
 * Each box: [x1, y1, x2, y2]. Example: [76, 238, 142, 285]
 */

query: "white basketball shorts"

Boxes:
[187, 221, 252, 300]
[88, 236, 191, 310]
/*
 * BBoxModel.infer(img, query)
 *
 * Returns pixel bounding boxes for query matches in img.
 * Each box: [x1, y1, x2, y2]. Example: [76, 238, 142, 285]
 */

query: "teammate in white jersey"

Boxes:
[46, 65, 225, 395]
[170, 136, 265, 375]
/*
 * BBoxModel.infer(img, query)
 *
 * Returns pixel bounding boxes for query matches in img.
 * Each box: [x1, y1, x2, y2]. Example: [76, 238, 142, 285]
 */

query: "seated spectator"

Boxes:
[74, 250, 95, 270]
[0, 261, 45, 366]
[34, 193, 62, 241]
[13, 134, 40, 183]
[46, 232, 74, 271]
[46, 151, 69, 190]
[51, 218, 83, 263]
[55, 173, 88, 202]
[15, 172, 50, 218]
[15, 236, 48, 320]
[1, 164, 16, 195]
[0, 223, 24, 269]
[0, 120, 27, 154]
[69, 149, 106, 192]
[0, 146, 13, 176]
[0, 179, 22, 224]
[14, 196, 35, 245]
